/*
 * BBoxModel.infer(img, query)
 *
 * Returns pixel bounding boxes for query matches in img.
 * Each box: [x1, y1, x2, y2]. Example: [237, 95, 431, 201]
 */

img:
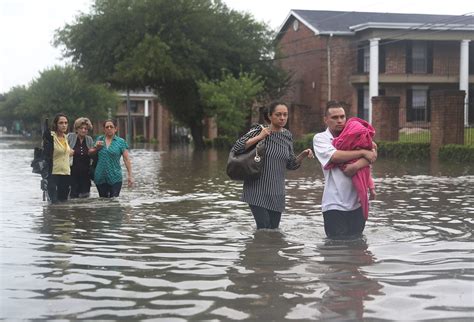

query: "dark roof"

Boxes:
[288, 10, 474, 34]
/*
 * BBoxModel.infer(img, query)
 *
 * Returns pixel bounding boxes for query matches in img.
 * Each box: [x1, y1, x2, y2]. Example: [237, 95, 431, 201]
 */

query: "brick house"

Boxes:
[115, 89, 171, 149]
[275, 10, 474, 138]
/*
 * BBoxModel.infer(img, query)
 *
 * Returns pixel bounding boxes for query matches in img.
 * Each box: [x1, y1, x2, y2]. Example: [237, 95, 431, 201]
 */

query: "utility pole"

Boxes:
[126, 87, 131, 144]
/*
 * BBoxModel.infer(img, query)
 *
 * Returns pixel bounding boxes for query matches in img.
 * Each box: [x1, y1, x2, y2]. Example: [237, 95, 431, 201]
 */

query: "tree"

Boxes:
[0, 86, 30, 132]
[25, 66, 118, 123]
[55, 0, 288, 148]
[199, 71, 264, 137]
[0, 66, 118, 134]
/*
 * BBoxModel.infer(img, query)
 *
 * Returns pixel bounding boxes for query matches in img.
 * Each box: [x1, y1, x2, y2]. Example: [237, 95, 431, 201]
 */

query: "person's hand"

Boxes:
[69, 150, 74, 156]
[95, 141, 104, 149]
[301, 148, 314, 159]
[127, 176, 134, 188]
[342, 163, 358, 177]
[363, 149, 377, 164]
[259, 127, 271, 140]
[369, 188, 377, 200]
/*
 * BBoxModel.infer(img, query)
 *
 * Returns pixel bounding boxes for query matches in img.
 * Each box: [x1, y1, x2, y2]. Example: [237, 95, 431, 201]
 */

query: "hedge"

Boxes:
[439, 144, 474, 162]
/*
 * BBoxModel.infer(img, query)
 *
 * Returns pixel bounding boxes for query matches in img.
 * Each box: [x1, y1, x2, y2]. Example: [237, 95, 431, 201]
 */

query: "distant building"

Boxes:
[115, 89, 171, 149]
[275, 10, 474, 137]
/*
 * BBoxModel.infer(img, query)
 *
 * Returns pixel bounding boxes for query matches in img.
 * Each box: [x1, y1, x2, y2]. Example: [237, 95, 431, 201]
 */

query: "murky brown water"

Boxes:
[1, 140, 473, 320]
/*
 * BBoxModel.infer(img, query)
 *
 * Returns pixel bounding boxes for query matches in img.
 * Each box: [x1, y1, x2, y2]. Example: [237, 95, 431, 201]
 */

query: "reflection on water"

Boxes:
[0, 142, 473, 320]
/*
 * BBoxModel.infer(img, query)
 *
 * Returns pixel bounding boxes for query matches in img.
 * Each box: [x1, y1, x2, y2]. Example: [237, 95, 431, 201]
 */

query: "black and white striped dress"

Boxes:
[231, 125, 300, 212]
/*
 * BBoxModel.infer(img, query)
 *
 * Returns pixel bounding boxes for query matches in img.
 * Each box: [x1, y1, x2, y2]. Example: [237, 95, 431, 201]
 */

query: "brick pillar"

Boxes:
[371, 96, 400, 142]
[430, 90, 465, 158]
[159, 104, 170, 150]
[204, 117, 218, 139]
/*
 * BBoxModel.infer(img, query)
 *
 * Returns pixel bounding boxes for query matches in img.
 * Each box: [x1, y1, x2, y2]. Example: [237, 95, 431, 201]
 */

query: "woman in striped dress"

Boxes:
[231, 102, 314, 229]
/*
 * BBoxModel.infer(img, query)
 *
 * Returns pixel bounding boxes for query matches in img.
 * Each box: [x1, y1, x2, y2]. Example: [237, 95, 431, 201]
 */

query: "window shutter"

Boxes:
[379, 43, 386, 73]
[357, 45, 364, 73]
[427, 89, 431, 122]
[358, 89, 365, 117]
[406, 41, 412, 74]
[406, 89, 413, 122]
[427, 42, 433, 74]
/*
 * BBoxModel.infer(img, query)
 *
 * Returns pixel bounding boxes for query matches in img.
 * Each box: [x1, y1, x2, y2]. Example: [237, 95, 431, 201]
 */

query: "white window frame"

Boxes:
[411, 85, 429, 121]
[412, 42, 428, 74]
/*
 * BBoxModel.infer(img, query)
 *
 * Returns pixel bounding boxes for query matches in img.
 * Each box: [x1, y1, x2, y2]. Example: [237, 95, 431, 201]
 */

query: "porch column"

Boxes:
[460, 39, 470, 126]
[369, 38, 380, 124]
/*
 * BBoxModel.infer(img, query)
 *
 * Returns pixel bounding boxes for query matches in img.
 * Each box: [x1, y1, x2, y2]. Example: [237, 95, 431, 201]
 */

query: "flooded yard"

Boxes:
[0, 140, 473, 320]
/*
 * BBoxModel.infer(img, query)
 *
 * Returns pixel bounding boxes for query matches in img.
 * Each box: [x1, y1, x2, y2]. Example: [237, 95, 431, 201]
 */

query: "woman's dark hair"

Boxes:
[102, 119, 117, 127]
[267, 101, 289, 116]
[51, 113, 68, 131]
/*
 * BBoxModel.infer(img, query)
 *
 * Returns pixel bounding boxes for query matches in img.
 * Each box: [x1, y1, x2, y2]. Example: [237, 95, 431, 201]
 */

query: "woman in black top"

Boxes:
[67, 117, 94, 198]
[231, 102, 314, 229]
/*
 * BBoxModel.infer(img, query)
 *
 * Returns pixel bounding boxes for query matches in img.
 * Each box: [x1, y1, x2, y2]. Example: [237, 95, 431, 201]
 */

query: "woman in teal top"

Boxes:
[89, 119, 133, 197]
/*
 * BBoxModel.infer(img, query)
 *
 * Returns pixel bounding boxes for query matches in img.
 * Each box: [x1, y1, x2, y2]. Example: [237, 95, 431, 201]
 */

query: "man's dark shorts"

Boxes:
[322, 207, 366, 239]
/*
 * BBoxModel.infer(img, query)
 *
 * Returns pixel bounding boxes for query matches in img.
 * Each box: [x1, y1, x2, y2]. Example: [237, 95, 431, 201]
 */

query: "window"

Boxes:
[129, 101, 138, 113]
[412, 43, 427, 73]
[407, 87, 430, 122]
[363, 47, 370, 73]
[406, 41, 433, 74]
[357, 42, 385, 73]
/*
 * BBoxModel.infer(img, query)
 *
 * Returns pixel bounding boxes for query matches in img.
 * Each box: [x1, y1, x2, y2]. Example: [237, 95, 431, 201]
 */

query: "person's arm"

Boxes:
[339, 140, 377, 176]
[122, 149, 133, 187]
[295, 149, 314, 164]
[88, 139, 104, 155]
[244, 127, 270, 149]
[342, 158, 371, 177]
[330, 149, 376, 164]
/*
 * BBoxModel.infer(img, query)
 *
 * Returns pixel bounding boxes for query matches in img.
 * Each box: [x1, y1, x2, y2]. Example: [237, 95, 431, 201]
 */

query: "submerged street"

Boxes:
[1, 140, 473, 320]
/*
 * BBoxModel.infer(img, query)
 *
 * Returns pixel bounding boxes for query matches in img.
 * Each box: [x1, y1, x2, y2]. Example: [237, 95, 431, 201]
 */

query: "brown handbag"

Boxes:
[226, 125, 266, 181]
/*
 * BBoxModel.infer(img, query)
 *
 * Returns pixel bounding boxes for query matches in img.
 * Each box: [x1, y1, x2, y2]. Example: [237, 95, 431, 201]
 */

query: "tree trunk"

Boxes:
[189, 121, 205, 150]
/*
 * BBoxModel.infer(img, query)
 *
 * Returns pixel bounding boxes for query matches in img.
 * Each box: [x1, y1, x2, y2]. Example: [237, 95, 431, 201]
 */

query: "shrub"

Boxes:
[134, 135, 146, 143]
[213, 136, 234, 149]
[294, 133, 315, 153]
[377, 141, 430, 160]
[439, 144, 474, 162]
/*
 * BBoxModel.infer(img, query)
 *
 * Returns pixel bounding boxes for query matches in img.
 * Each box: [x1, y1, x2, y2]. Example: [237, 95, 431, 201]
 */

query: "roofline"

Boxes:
[277, 10, 320, 36]
[350, 22, 474, 32]
[276, 10, 364, 37]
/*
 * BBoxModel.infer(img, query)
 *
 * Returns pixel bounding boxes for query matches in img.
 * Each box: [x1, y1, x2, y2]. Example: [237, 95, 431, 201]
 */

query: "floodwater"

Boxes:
[1, 140, 473, 321]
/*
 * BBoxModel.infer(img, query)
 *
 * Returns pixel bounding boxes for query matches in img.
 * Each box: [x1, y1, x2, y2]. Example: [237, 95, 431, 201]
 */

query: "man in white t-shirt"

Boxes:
[313, 101, 377, 238]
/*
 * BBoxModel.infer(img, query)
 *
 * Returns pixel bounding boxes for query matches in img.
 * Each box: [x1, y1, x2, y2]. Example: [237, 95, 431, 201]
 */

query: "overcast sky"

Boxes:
[0, 0, 471, 93]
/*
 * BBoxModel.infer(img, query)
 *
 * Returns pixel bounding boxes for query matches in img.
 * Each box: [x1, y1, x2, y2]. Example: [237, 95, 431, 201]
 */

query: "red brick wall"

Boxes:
[380, 40, 460, 76]
[384, 43, 406, 74]
[430, 90, 465, 157]
[432, 41, 459, 76]
[372, 96, 400, 141]
[276, 20, 465, 137]
[276, 19, 357, 135]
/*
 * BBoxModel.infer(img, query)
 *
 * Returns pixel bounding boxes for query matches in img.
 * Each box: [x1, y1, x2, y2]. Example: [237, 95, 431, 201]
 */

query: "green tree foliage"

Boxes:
[0, 86, 30, 131]
[199, 71, 263, 137]
[0, 66, 118, 133]
[55, 0, 288, 148]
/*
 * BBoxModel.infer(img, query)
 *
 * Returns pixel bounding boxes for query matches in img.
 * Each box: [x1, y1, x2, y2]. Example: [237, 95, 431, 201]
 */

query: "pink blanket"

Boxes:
[325, 117, 375, 219]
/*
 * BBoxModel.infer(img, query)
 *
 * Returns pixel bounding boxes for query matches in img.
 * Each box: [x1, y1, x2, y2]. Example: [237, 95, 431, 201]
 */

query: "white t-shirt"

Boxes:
[313, 128, 360, 212]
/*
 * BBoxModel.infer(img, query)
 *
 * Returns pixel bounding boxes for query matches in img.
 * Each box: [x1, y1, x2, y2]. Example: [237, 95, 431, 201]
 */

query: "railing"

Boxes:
[466, 125, 474, 146]
[399, 104, 473, 146]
